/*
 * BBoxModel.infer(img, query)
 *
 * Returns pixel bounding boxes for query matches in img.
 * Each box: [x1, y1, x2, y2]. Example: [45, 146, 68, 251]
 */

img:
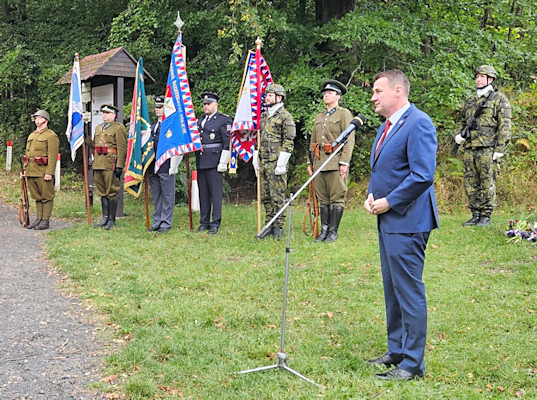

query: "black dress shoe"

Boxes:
[375, 367, 423, 381]
[157, 227, 170, 234]
[367, 353, 403, 367]
[208, 226, 218, 234]
[147, 226, 160, 232]
[197, 225, 209, 232]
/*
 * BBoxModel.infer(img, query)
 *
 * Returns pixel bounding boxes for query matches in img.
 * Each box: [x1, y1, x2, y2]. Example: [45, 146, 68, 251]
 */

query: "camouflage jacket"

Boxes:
[310, 106, 354, 171]
[259, 106, 296, 162]
[24, 128, 59, 177]
[459, 89, 512, 153]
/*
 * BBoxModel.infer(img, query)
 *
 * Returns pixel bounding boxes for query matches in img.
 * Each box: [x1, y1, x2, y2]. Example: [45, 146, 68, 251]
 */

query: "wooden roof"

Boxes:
[56, 47, 155, 85]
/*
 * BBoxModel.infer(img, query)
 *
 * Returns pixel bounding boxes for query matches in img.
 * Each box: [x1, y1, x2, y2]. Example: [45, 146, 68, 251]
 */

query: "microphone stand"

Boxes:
[238, 129, 356, 388]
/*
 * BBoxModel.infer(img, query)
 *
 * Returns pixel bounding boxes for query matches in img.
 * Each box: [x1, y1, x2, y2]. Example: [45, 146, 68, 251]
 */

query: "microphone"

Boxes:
[331, 115, 366, 147]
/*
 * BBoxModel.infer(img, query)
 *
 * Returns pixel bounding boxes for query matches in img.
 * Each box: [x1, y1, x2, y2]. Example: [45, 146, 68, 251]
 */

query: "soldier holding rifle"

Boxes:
[455, 65, 511, 227]
[22, 110, 59, 230]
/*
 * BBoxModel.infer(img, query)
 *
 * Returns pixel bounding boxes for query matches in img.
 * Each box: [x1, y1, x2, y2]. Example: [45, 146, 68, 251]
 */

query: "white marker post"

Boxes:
[54, 153, 61, 191]
[6, 141, 12, 171]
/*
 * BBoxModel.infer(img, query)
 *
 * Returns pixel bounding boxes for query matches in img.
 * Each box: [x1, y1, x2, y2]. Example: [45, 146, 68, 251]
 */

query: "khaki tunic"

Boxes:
[87, 122, 127, 198]
[24, 128, 59, 202]
[310, 107, 354, 206]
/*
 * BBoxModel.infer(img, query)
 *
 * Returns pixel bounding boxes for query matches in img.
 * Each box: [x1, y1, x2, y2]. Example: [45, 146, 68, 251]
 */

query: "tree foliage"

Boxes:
[1, 0, 536, 182]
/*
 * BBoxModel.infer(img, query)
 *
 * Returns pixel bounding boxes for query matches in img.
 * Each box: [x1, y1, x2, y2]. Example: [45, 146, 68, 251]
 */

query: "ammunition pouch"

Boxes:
[311, 143, 320, 159]
[322, 143, 333, 154]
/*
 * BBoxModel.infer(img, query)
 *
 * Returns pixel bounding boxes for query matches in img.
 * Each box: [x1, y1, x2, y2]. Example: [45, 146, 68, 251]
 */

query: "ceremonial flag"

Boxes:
[230, 45, 273, 162]
[65, 54, 84, 161]
[155, 32, 201, 171]
[124, 57, 155, 197]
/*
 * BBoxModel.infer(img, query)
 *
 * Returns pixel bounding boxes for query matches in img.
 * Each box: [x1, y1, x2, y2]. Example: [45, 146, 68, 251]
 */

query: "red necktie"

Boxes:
[374, 120, 391, 159]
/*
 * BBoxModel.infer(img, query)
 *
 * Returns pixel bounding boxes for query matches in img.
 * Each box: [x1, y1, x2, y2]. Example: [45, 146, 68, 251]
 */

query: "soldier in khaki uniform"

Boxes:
[23, 110, 59, 230]
[86, 104, 127, 230]
[308, 79, 354, 242]
[256, 84, 296, 239]
[455, 65, 512, 227]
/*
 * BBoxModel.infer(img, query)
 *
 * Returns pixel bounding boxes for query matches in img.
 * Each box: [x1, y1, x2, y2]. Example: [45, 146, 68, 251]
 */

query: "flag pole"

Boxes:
[255, 38, 262, 232]
[144, 175, 150, 229]
[72, 52, 91, 226]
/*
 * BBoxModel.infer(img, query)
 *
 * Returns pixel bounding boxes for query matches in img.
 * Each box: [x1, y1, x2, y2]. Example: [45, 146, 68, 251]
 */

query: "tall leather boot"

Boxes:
[94, 197, 109, 228]
[105, 198, 117, 230]
[325, 206, 344, 243]
[314, 205, 330, 243]
[35, 200, 53, 230]
[27, 201, 43, 229]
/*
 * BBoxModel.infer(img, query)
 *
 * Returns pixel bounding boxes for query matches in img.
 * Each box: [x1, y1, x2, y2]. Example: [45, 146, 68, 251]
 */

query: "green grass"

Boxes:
[1, 169, 537, 399]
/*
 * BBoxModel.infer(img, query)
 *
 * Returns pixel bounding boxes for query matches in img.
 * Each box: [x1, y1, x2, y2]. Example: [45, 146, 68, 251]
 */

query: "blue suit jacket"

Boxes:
[368, 104, 439, 233]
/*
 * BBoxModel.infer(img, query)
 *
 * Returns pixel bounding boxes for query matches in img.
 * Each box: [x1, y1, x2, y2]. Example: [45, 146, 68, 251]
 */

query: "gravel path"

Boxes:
[0, 201, 108, 399]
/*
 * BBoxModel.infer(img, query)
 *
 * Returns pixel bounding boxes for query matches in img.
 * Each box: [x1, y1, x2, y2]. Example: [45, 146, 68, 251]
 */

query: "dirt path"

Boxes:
[0, 201, 108, 399]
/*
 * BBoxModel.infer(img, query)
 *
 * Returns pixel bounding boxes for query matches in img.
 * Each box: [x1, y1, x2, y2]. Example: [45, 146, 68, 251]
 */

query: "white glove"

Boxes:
[252, 149, 259, 177]
[274, 152, 292, 176]
[455, 134, 466, 145]
[169, 155, 183, 175]
[493, 152, 504, 161]
[217, 150, 230, 173]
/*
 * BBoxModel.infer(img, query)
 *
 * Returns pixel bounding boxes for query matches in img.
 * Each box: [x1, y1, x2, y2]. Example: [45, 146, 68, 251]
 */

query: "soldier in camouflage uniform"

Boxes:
[23, 110, 60, 230]
[308, 79, 354, 242]
[86, 104, 127, 230]
[455, 65, 511, 227]
[256, 84, 296, 240]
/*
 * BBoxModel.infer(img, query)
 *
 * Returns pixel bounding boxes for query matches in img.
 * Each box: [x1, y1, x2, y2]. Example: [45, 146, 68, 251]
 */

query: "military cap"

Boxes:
[154, 96, 164, 108]
[101, 104, 119, 114]
[201, 92, 219, 103]
[320, 79, 347, 95]
[31, 110, 50, 121]
[475, 65, 497, 79]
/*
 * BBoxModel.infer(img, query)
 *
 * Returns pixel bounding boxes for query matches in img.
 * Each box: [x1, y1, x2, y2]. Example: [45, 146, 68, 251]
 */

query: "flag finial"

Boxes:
[174, 11, 184, 31]
[255, 37, 262, 49]
[74, 53, 79, 62]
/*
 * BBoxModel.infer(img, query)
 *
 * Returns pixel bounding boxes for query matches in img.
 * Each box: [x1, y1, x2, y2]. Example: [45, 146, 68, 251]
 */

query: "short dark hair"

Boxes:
[374, 70, 410, 97]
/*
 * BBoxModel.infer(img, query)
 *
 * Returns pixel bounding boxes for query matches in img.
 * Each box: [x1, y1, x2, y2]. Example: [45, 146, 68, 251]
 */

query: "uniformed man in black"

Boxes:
[195, 92, 232, 234]
[147, 96, 181, 233]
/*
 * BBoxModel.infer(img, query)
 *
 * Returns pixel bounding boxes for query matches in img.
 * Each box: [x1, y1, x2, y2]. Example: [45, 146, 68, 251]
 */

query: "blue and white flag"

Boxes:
[155, 32, 201, 171]
[65, 55, 84, 161]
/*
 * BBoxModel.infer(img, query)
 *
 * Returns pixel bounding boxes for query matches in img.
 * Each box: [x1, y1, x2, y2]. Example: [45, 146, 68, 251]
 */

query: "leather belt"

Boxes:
[23, 156, 48, 165]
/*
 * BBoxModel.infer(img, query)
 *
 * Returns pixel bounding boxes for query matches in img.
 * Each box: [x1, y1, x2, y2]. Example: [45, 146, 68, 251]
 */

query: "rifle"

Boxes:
[18, 156, 30, 227]
[452, 90, 497, 157]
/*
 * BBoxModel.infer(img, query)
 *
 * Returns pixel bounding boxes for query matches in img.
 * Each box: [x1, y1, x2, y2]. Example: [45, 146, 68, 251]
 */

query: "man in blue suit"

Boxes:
[364, 70, 439, 381]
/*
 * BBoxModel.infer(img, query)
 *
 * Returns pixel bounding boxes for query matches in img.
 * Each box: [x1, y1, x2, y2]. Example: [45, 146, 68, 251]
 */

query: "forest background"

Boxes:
[1, 0, 537, 209]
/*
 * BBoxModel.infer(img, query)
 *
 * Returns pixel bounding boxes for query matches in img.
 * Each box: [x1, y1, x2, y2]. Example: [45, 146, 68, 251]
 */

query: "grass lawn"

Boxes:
[1, 169, 536, 399]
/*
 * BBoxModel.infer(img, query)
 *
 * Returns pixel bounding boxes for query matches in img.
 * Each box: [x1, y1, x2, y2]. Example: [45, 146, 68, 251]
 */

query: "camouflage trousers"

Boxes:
[260, 159, 287, 228]
[463, 147, 499, 216]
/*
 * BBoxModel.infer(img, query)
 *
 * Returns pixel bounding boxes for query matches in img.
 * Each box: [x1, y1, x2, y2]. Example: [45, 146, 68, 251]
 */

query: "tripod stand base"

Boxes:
[238, 351, 324, 388]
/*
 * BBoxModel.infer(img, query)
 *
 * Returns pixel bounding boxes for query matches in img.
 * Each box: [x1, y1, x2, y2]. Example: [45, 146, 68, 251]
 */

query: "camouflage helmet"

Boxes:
[265, 84, 286, 99]
[31, 110, 50, 121]
[475, 65, 497, 79]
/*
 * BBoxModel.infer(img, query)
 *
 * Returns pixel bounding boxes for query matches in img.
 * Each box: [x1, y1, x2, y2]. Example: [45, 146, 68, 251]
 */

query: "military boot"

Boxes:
[35, 220, 50, 230]
[273, 226, 283, 240]
[462, 214, 480, 227]
[476, 215, 491, 227]
[325, 206, 344, 243]
[94, 197, 109, 228]
[27, 219, 42, 229]
[104, 198, 117, 230]
[256, 226, 273, 239]
[28, 201, 44, 229]
[314, 205, 330, 243]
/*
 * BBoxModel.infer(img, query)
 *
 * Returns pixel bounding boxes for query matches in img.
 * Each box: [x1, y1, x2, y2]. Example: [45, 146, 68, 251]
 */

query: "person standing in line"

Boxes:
[86, 104, 127, 230]
[364, 70, 439, 381]
[147, 96, 181, 234]
[23, 110, 59, 230]
[195, 92, 232, 234]
[255, 84, 296, 240]
[308, 79, 354, 243]
[455, 65, 512, 227]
